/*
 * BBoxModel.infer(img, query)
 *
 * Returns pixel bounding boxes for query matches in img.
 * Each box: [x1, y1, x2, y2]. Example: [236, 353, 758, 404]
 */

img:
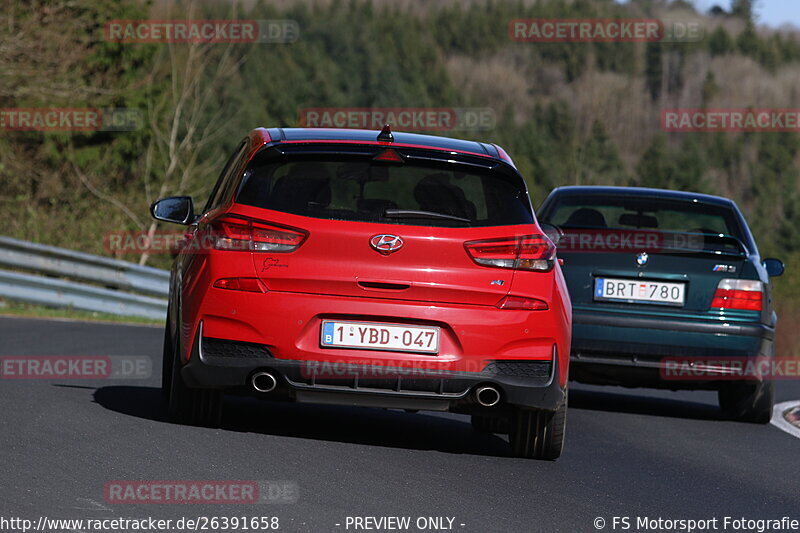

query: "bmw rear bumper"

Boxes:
[570, 311, 775, 389]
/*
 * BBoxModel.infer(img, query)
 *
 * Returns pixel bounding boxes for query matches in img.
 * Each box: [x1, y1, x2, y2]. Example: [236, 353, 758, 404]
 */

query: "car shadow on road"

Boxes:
[93, 386, 513, 458]
[92, 385, 172, 423]
[569, 387, 724, 421]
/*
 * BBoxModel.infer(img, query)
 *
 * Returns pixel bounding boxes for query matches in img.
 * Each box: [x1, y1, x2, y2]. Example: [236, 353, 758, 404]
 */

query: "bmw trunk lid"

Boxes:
[537, 189, 755, 316]
[555, 239, 748, 313]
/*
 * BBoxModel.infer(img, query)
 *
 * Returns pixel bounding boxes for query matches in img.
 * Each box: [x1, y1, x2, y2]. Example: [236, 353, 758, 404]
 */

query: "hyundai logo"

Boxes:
[636, 252, 649, 266]
[370, 234, 404, 255]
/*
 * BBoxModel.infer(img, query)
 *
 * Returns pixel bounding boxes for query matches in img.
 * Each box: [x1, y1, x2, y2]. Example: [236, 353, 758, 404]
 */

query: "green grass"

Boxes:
[0, 298, 162, 326]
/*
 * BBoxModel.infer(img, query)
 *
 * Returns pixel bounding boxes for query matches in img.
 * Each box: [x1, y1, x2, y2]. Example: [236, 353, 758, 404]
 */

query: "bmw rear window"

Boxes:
[539, 194, 749, 251]
[235, 154, 534, 227]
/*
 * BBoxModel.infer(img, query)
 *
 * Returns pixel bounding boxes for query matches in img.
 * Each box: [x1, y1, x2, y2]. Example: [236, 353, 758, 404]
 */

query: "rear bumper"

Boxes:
[574, 311, 774, 339]
[180, 326, 566, 412]
[176, 266, 571, 411]
[570, 311, 774, 389]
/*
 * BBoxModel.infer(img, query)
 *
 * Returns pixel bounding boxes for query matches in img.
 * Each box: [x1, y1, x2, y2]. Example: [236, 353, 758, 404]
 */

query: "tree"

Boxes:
[731, 0, 758, 24]
[673, 139, 709, 193]
[0, 0, 153, 249]
[736, 23, 761, 58]
[636, 135, 673, 188]
[702, 71, 719, 105]
[136, 1, 249, 265]
[644, 42, 662, 101]
[708, 26, 733, 56]
[576, 121, 625, 185]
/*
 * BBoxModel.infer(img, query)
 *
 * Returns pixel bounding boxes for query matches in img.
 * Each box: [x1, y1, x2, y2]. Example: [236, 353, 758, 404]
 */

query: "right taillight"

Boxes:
[711, 279, 763, 311]
[209, 216, 307, 252]
[464, 234, 556, 272]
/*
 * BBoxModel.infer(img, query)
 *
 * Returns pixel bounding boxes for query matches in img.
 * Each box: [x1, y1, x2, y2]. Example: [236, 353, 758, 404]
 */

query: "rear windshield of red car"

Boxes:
[236, 155, 534, 227]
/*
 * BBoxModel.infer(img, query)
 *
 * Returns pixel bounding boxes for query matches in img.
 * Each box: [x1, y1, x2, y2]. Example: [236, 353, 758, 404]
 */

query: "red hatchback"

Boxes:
[151, 127, 572, 459]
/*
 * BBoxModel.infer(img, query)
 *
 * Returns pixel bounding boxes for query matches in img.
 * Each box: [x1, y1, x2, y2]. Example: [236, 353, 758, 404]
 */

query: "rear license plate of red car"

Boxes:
[320, 321, 440, 354]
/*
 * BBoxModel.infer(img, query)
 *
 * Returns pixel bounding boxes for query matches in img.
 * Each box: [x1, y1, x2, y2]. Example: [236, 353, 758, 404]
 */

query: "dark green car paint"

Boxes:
[537, 186, 780, 390]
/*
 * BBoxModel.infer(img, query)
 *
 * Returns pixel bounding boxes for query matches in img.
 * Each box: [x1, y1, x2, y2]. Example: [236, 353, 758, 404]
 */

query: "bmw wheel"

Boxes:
[718, 381, 774, 424]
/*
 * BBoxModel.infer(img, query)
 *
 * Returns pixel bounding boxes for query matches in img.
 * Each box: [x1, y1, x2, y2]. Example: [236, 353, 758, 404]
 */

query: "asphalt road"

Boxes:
[1, 316, 799, 533]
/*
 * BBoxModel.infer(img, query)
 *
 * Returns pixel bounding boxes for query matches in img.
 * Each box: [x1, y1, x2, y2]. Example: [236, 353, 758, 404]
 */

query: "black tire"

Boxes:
[161, 314, 173, 401]
[470, 415, 510, 434]
[509, 399, 567, 460]
[718, 380, 774, 424]
[167, 327, 223, 427]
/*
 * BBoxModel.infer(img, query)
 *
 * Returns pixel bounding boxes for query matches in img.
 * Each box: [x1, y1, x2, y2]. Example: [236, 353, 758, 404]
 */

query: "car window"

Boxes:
[236, 156, 532, 227]
[541, 195, 745, 240]
[203, 141, 247, 213]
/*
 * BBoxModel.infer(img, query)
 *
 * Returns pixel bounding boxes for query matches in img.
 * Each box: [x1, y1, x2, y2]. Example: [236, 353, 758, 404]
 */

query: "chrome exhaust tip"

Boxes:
[475, 385, 500, 407]
[251, 371, 277, 393]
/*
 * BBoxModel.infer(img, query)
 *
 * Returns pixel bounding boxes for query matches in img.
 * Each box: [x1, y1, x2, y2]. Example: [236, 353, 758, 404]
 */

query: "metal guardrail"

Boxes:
[0, 236, 169, 320]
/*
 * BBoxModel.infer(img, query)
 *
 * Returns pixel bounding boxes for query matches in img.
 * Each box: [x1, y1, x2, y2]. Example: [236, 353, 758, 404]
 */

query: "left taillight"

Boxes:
[213, 277, 267, 293]
[209, 216, 307, 252]
[464, 234, 556, 272]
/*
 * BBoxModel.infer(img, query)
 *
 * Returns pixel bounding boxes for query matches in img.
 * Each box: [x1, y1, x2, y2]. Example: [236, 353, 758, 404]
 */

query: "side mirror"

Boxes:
[150, 196, 195, 225]
[539, 222, 564, 246]
[763, 258, 784, 277]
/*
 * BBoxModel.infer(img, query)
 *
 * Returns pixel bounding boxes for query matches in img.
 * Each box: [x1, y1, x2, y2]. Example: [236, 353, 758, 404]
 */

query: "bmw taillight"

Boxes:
[210, 217, 307, 252]
[710, 279, 763, 311]
[464, 234, 556, 272]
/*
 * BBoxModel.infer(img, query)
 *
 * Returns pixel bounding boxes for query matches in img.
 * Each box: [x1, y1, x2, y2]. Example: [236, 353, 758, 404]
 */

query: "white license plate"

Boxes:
[594, 277, 685, 306]
[321, 321, 440, 354]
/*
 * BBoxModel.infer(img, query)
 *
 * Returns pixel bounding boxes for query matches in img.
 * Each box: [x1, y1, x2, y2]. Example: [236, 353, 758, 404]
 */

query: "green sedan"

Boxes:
[537, 186, 785, 423]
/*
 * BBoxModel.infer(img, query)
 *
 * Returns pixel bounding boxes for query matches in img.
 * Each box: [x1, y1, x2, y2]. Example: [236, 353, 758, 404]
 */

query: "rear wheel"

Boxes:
[470, 415, 509, 434]
[718, 380, 774, 424]
[161, 314, 173, 401]
[167, 328, 223, 427]
[509, 398, 567, 460]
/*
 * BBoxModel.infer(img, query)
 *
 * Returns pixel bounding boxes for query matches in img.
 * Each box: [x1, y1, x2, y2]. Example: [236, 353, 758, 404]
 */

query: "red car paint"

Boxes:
[156, 128, 571, 460]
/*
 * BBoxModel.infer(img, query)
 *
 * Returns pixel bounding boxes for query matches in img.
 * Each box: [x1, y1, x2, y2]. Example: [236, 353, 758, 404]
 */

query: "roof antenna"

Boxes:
[377, 124, 393, 142]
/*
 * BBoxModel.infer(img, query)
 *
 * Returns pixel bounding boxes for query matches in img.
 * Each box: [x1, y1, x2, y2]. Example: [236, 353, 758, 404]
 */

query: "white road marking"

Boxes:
[73, 497, 111, 511]
[771, 401, 800, 439]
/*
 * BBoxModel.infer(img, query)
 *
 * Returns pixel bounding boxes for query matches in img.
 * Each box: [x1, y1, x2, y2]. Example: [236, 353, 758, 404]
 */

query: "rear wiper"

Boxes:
[383, 209, 471, 224]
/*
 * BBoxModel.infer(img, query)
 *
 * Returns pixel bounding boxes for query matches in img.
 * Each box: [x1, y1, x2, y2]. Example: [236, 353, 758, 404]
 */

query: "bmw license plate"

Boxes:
[594, 277, 685, 306]
[321, 321, 440, 354]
